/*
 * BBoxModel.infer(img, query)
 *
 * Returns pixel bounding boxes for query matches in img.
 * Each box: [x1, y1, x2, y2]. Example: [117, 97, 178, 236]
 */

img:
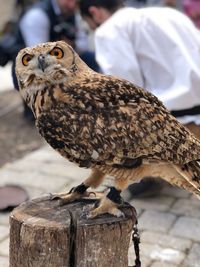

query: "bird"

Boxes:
[15, 40, 200, 218]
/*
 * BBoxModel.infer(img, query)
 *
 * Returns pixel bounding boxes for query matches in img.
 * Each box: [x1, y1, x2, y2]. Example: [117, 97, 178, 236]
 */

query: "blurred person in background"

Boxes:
[124, 0, 178, 8]
[157, 0, 178, 7]
[0, 0, 98, 122]
[124, 0, 147, 7]
[79, 0, 200, 197]
[183, 0, 200, 28]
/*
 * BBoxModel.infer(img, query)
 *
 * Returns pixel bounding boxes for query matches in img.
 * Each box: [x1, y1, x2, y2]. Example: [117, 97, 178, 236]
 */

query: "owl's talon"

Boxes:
[88, 191, 96, 197]
[68, 187, 76, 194]
[50, 193, 67, 201]
[50, 183, 91, 204]
[93, 199, 100, 209]
[87, 209, 125, 219]
[87, 205, 125, 219]
[111, 209, 125, 218]
[52, 191, 90, 205]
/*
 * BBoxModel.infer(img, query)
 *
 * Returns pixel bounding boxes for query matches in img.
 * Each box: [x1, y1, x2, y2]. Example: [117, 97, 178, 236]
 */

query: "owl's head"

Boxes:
[16, 41, 85, 92]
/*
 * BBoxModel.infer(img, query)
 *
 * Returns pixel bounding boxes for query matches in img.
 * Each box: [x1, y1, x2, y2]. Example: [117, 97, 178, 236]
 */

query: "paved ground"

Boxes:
[0, 145, 200, 267]
[0, 90, 44, 167]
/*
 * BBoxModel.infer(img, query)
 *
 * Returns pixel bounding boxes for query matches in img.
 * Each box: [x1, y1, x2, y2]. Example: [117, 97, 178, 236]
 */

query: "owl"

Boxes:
[15, 41, 200, 218]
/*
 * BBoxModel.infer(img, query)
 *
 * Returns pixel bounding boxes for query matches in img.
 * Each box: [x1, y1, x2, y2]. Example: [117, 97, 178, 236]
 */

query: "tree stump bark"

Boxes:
[10, 196, 137, 267]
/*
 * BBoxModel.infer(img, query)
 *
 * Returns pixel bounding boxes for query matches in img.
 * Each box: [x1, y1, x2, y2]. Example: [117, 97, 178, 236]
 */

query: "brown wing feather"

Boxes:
[36, 74, 200, 170]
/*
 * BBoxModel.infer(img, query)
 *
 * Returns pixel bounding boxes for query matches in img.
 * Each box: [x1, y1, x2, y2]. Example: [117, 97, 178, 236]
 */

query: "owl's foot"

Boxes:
[88, 204, 125, 219]
[51, 183, 93, 204]
[87, 187, 125, 218]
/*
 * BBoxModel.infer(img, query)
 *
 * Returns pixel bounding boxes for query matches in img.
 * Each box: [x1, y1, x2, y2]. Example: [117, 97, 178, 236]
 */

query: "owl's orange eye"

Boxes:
[22, 54, 33, 66]
[49, 47, 64, 59]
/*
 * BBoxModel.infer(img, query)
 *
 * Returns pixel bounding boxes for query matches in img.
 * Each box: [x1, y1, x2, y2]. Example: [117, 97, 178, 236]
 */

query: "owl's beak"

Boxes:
[38, 54, 47, 72]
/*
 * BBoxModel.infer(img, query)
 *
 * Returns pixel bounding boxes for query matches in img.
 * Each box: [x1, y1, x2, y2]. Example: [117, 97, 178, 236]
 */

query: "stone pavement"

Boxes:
[0, 145, 200, 267]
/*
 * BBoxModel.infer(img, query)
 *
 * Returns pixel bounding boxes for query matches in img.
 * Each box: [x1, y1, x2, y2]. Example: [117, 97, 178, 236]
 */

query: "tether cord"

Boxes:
[124, 202, 141, 267]
[132, 222, 141, 267]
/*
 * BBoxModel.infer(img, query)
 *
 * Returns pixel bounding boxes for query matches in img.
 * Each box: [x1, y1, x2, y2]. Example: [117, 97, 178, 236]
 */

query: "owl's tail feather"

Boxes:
[175, 160, 200, 199]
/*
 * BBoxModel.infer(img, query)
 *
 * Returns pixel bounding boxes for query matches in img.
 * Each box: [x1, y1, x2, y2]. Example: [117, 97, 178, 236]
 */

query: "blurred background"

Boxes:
[0, 1, 200, 267]
[0, 0, 44, 168]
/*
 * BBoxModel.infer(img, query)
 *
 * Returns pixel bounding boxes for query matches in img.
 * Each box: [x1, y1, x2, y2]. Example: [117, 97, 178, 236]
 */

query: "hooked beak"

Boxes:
[38, 54, 47, 72]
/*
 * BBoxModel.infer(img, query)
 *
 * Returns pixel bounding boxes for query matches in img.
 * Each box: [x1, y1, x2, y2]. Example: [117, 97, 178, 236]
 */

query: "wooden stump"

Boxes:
[10, 196, 137, 267]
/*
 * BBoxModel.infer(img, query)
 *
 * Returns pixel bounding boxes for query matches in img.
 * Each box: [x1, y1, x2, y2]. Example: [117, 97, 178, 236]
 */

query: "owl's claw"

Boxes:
[87, 206, 125, 219]
[50, 183, 102, 204]
[86, 191, 125, 219]
[88, 191, 96, 197]
[51, 190, 92, 204]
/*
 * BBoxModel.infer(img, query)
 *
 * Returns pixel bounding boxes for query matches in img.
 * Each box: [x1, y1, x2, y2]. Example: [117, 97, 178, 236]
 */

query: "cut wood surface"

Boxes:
[10, 196, 137, 267]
